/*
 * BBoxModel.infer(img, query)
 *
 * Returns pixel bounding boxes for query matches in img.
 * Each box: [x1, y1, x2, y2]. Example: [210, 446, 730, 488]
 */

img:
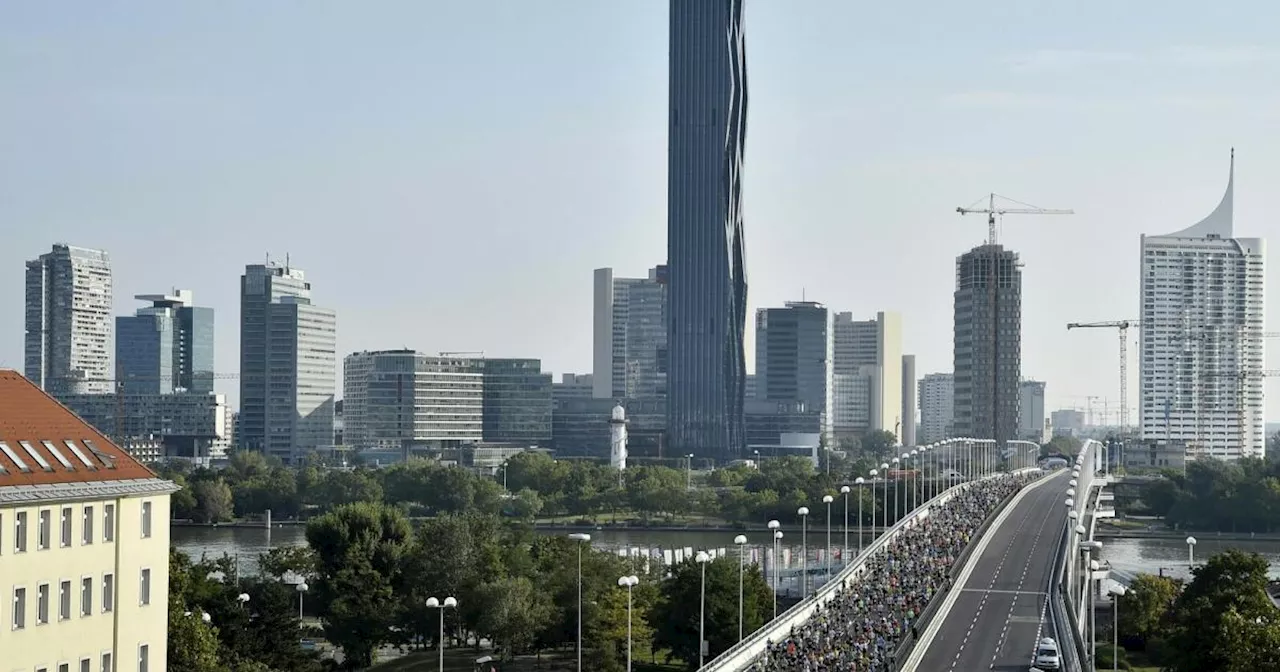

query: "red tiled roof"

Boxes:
[0, 370, 157, 486]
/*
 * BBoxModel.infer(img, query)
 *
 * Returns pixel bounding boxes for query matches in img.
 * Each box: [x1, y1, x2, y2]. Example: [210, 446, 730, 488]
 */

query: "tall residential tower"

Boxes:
[1139, 151, 1265, 459]
[831, 311, 903, 439]
[666, 0, 749, 458]
[953, 245, 1022, 448]
[24, 244, 113, 395]
[116, 290, 214, 394]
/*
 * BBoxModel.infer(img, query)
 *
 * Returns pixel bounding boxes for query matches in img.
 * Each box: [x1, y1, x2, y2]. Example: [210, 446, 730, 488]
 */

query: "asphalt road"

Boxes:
[914, 471, 1069, 672]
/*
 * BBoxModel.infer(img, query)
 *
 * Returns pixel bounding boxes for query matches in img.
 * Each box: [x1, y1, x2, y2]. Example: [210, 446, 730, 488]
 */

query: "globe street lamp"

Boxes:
[900, 452, 910, 514]
[425, 596, 458, 672]
[910, 449, 920, 510]
[686, 454, 695, 490]
[568, 532, 592, 672]
[797, 506, 810, 598]
[878, 464, 889, 535]
[695, 551, 711, 668]
[1186, 536, 1197, 565]
[1109, 583, 1127, 671]
[839, 485, 851, 567]
[734, 534, 748, 642]
[617, 575, 639, 672]
[767, 520, 781, 618]
[295, 581, 308, 620]
[854, 477, 866, 557]
[822, 494, 834, 585]
[891, 457, 901, 524]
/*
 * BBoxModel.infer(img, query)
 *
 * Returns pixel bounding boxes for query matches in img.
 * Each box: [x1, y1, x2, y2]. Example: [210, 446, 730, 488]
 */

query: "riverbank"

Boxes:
[1096, 527, 1280, 542]
[171, 518, 892, 535]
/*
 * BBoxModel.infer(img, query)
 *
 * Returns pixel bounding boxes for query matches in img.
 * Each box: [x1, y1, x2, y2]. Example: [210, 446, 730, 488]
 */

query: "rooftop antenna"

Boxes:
[802, 287, 806, 302]
[285, 253, 290, 272]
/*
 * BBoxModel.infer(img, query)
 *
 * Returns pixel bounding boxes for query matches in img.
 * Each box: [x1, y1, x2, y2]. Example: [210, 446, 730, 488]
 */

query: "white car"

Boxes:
[1034, 637, 1061, 670]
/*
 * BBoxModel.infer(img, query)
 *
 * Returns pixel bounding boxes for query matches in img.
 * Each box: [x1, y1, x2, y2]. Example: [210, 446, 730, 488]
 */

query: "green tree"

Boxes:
[593, 577, 658, 672]
[474, 576, 554, 660]
[170, 474, 198, 520]
[1042, 435, 1082, 457]
[653, 557, 773, 667]
[192, 479, 235, 523]
[168, 606, 223, 672]
[1116, 573, 1181, 647]
[1166, 550, 1278, 671]
[861, 430, 898, 457]
[306, 502, 413, 668]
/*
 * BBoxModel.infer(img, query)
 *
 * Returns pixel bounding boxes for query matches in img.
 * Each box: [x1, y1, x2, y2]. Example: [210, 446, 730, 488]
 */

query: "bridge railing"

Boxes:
[697, 477, 982, 671]
[1054, 440, 1101, 671]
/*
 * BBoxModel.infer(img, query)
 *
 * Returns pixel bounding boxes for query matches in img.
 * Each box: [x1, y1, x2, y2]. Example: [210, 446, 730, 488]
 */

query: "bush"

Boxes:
[1095, 647, 1131, 670]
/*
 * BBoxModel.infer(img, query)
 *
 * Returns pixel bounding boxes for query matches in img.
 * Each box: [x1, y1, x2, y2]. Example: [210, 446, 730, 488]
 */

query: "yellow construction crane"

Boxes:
[1066, 320, 1140, 431]
[957, 193, 1074, 245]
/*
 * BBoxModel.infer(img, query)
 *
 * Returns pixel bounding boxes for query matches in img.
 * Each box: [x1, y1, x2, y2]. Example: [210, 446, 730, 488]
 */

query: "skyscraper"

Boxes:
[953, 245, 1022, 448]
[831, 311, 903, 439]
[239, 261, 336, 463]
[592, 266, 668, 399]
[901, 354, 917, 446]
[24, 244, 113, 395]
[1139, 151, 1265, 460]
[666, 0, 748, 459]
[755, 301, 833, 438]
[116, 290, 215, 395]
[918, 373, 955, 444]
[1018, 380, 1047, 442]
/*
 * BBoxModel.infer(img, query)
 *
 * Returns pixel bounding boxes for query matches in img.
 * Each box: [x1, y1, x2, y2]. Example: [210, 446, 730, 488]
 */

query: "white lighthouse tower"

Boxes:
[609, 402, 628, 471]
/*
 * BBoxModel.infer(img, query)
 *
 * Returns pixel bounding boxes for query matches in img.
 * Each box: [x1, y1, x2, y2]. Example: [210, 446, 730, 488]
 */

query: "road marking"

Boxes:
[987, 490, 1059, 670]
[961, 589, 1048, 596]
[900, 472, 1062, 672]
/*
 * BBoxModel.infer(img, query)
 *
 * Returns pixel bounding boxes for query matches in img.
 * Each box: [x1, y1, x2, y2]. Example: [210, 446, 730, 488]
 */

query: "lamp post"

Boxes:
[1089, 559, 1100, 665]
[1067, 509, 1079, 594]
[502, 460, 509, 490]
[568, 532, 591, 672]
[734, 534, 748, 641]
[767, 520, 781, 618]
[295, 581, 308, 620]
[1109, 584, 1127, 671]
[822, 494, 834, 585]
[686, 454, 695, 490]
[1186, 536, 1197, 565]
[900, 452, 910, 513]
[695, 551, 711, 668]
[891, 457, 901, 525]
[878, 463, 889, 535]
[617, 575, 639, 672]
[855, 477, 866, 556]
[910, 449, 920, 510]
[425, 596, 458, 672]
[797, 506, 810, 598]
[839, 485, 851, 566]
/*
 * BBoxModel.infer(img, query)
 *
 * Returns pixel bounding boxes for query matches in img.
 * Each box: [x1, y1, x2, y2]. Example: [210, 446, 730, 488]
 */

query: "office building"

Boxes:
[592, 266, 668, 399]
[24, 244, 113, 396]
[0, 370, 178, 671]
[754, 301, 833, 438]
[553, 396, 665, 459]
[666, 0, 749, 459]
[831, 311, 904, 439]
[1018, 380, 1047, 442]
[1139, 151, 1266, 460]
[343, 350, 483, 451]
[482, 358, 553, 445]
[553, 373, 594, 407]
[116, 290, 215, 395]
[953, 245, 1022, 449]
[744, 399, 822, 452]
[918, 373, 954, 444]
[238, 261, 337, 463]
[1051, 409, 1085, 438]
[58, 392, 229, 462]
[902, 355, 917, 446]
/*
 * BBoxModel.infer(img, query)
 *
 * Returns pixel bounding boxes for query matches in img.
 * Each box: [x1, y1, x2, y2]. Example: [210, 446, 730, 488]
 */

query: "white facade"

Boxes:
[832, 311, 903, 438]
[609, 403, 628, 470]
[25, 245, 114, 395]
[918, 373, 955, 444]
[343, 350, 484, 449]
[1138, 152, 1266, 460]
[1018, 380, 1047, 442]
[592, 266, 667, 399]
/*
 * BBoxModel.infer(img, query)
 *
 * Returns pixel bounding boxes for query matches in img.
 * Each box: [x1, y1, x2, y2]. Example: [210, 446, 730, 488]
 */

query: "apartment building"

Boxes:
[0, 370, 178, 671]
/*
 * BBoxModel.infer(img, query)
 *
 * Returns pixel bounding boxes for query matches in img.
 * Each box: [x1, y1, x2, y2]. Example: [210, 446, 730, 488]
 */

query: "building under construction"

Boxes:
[953, 244, 1022, 449]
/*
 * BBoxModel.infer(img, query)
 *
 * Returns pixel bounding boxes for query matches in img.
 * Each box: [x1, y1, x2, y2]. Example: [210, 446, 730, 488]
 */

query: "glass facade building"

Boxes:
[116, 291, 214, 395]
[481, 358, 552, 445]
[666, 0, 749, 459]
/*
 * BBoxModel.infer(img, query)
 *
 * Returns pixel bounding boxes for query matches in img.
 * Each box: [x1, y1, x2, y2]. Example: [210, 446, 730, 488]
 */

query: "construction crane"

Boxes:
[957, 193, 1075, 246]
[1066, 321, 1140, 432]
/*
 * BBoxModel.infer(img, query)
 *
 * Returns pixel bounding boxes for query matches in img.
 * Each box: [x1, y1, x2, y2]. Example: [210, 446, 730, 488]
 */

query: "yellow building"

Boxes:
[0, 371, 178, 672]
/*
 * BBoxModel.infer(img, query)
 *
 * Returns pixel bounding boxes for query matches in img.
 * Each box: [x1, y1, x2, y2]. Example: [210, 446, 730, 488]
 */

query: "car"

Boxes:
[1034, 637, 1061, 670]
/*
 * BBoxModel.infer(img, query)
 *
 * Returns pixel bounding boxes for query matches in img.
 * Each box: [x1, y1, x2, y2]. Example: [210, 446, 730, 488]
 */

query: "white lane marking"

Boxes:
[986, 488, 1059, 670]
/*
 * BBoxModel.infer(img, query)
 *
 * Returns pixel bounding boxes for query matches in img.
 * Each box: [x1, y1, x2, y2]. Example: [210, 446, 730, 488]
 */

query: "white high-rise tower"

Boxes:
[609, 402, 628, 471]
[1139, 150, 1266, 460]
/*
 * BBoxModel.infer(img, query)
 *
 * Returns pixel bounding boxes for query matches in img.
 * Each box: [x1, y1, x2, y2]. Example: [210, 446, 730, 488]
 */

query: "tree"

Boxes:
[1116, 573, 1180, 647]
[1166, 550, 1279, 671]
[593, 577, 658, 672]
[861, 430, 898, 458]
[1042, 435, 1082, 457]
[192, 479, 235, 523]
[653, 557, 773, 667]
[306, 502, 413, 668]
[474, 576, 554, 660]
[169, 605, 223, 672]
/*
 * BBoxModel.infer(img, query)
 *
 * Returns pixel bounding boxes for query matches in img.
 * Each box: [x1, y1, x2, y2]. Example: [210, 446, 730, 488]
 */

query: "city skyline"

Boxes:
[5, 2, 1280, 420]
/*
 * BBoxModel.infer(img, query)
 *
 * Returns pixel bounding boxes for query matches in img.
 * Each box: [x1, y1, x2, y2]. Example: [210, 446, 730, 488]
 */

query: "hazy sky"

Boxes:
[4, 1, 1280, 422]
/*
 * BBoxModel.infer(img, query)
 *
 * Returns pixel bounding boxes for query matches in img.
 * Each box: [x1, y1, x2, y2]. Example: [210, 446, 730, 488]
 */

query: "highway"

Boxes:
[910, 470, 1069, 672]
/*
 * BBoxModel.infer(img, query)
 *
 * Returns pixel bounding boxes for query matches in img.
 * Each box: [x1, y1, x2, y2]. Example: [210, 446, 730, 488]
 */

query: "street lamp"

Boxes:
[854, 477, 866, 556]
[797, 506, 810, 598]
[617, 575, 639, 672]
[766, 520, 782, 618]
[734, 534, 748, 642]
[426, 596, 458, 672]
[568, 532, 591, 672]
[910, 449, 920, 510]
[839, 485, 851, 566]
[502, 460, 509, 490]
[296, 581, 308, 620]
[236, 593, 250, 608]
[1186, 536, 1197, 565]
[878, 463, 889, 536]
[891, 457, 901, 524]
[1109, 583, 1127, 671]
[695, 551, 711, 668]
[822, 494, 834, 585]
[686, 454, 695, 490]
[900, 452, 910, 514]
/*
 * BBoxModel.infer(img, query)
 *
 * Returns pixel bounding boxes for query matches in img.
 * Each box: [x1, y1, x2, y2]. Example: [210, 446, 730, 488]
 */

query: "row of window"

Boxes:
[1, 502, 152, 554]
[20, 646, 147, 672]
[10, 570, 148, 630]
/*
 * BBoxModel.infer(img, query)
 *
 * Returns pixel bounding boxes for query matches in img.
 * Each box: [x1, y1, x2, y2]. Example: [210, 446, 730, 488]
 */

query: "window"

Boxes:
[139, 568, 151, 606]
[80, 660, 91, 672]
[81, 577, 93, 616]
[137, 645, 149, 672]
[12, 586, 25, 629]
[37, 582, 49, 624]
[59, 580, 71, 620]
[103, 504, 114, 542]
[140, 501, 152, 539]
[100, 653, 112, 672]
[60, 507, 72, 547]
[14, 511, 25, 552]
[38, 509, 51, 550]
[58, 664, 69, 672]
[82, 506, 94, 545]
[102, 574, 114, 613]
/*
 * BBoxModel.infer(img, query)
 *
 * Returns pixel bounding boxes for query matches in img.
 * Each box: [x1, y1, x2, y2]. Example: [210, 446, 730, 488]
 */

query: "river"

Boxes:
[171, 524, 1280, 580]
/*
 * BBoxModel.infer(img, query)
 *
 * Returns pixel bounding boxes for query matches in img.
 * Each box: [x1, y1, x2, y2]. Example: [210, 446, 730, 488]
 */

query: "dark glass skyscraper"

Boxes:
[666, 0, 748, 459]
[116, 290, 215, 395]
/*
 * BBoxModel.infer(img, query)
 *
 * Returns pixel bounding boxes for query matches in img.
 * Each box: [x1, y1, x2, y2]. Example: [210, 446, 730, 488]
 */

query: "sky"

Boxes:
[4, 1, 1280, 422]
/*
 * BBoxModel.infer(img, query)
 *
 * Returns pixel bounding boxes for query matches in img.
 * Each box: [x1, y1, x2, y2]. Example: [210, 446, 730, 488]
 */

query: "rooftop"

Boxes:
[0, 370, 158, 487]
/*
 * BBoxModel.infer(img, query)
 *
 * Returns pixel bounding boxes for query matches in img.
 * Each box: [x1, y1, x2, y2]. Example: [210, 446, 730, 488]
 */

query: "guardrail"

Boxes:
[697, 477, 986, 671]
[1053, 441, 1100, 671]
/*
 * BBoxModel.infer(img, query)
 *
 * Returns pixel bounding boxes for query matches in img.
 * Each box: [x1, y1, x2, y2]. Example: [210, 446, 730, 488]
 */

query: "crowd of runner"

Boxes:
[751, 473, 1035, 672]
